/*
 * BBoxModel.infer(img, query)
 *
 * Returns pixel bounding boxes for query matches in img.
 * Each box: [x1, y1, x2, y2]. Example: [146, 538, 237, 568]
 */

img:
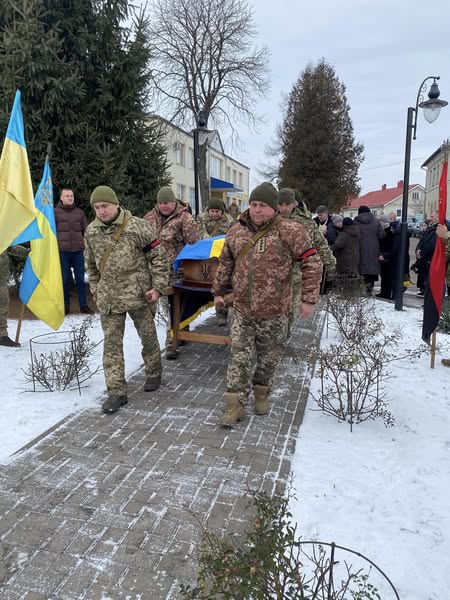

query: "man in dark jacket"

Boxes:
[54, 188, 93, 315]
[313, 205, 338, 245]
[415, 211, 439, 295]
[354, 205, 385, 295]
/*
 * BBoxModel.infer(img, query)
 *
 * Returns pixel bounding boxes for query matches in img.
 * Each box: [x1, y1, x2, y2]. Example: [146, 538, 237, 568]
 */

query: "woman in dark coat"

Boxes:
[354, 205, 385, 295]
[376, 214, 394, 298]
[330, 217, 360, 275]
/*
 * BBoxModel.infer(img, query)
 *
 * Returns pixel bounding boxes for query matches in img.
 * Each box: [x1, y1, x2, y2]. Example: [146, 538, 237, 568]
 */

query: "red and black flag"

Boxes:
[422, 160, 448, 343]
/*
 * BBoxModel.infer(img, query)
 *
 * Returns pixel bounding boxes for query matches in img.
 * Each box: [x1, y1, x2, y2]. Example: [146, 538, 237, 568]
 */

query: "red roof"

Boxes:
[345, 181, 419, 209]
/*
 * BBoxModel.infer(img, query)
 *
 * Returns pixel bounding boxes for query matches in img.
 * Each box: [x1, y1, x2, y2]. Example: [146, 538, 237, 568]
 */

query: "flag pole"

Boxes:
[430, 330, 437, 368]
[15, 301, 25, 344]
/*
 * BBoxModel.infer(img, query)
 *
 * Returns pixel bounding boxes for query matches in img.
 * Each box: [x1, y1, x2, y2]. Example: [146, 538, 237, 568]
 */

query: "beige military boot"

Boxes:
[253, 384, 270, 416]
[219, 392, 246, 427]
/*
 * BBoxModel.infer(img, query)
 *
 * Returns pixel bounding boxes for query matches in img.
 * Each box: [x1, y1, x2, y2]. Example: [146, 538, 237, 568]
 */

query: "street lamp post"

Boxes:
[192, 110, 209, 218]
[395, 77, 448, 311]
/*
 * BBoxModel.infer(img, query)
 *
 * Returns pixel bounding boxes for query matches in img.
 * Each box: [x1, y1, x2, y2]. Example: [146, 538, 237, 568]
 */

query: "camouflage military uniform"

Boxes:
[143, 203, 199, 267]
[84, 208, 169, 397]
[0, 246, 28, 340]
[197, 212, 235, 239]
[283, 205, 336, 335]
[143, 202, 200, 349]
[212, 210, 322, 399]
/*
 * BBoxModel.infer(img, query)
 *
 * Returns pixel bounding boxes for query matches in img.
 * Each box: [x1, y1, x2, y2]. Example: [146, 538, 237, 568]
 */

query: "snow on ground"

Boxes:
[1, 305, 214, 464]
[290, 301, 450, 600]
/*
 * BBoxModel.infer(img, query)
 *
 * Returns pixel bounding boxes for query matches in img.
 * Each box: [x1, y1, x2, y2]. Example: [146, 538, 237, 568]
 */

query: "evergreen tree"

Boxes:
[0, 0, 169, 216]
[278, 59, 364, 212]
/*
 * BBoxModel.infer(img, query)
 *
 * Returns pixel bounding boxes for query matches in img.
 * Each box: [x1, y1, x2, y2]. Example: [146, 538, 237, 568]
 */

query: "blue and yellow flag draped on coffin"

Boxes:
[0, 90, 42, 254]
[171, 236, 226, 331]
[173, 235, 225, 272]
[19, 160, 64, 330]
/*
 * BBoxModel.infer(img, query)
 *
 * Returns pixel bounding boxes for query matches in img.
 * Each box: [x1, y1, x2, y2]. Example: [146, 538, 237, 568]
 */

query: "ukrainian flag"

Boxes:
[173, 235, 225, 272]
[0, 90, 42, 254]
[19, 160, 64, 330]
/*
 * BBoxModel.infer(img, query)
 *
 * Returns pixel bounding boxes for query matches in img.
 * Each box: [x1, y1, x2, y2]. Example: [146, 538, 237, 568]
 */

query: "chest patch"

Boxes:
[256, 238, 265, 253]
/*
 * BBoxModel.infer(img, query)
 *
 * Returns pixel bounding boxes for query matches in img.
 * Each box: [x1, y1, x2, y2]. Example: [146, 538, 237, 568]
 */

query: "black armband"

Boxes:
[143, 239, 161, 253]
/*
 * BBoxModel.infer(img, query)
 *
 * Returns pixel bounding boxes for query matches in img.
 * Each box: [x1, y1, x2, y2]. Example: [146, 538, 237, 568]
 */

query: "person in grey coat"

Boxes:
[354, 205, 385, 295]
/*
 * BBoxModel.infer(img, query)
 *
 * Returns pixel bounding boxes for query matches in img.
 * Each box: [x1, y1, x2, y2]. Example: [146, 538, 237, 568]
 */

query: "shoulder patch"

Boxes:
[143, 239, 161, 253]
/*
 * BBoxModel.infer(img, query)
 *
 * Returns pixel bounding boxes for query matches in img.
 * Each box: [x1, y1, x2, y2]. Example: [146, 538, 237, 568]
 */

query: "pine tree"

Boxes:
[0, 0, 169, 216]
[278, 59, 364, 212]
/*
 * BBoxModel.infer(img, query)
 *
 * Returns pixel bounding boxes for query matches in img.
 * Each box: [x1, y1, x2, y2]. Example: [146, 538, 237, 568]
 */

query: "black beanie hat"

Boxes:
[358, 205, 370, 214]
[343, 217, 353, 227]
[249, 182, 278, 210]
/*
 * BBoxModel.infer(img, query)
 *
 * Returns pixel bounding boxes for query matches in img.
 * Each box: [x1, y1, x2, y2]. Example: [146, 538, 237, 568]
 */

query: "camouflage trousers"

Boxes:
[288, 265, 302, 337]
[0, 280, 9, 337]
[226, 310, 289, 397]
[100, 303, 161, 396]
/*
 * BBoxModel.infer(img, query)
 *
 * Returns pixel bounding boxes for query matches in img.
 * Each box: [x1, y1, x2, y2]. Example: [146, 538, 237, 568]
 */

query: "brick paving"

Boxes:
[0, 309, 325, 599]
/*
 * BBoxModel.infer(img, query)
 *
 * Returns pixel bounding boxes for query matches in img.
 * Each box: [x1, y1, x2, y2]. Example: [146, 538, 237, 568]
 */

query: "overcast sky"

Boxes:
[227, 0, 450, 196]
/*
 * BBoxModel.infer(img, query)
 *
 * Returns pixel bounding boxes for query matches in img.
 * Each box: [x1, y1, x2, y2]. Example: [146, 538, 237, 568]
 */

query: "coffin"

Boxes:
[182, 258, 219, 288]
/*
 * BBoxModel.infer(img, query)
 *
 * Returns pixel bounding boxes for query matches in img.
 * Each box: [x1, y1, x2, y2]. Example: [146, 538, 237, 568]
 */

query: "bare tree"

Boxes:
[148, 0, 270, 209]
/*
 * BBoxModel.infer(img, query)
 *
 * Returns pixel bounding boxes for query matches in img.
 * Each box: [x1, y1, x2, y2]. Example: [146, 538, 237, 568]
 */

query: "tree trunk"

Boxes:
[198, 141, 210, 211]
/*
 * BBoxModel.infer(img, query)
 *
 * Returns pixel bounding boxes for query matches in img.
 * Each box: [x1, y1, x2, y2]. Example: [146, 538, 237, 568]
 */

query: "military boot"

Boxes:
[253, 384, 270, 416]
[144, 375, 161, 392]
[102, 395, 128, 413]
[219, 392, 245, 427]
[0, 336, 20, 347]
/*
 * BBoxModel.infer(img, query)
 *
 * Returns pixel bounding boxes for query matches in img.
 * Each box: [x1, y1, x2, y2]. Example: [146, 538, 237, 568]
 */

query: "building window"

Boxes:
[412, 191, 419, 200]
[176, 184, 186, 201]
[175, 142, 185, 166]
[226, 166, 231, 182]
[238, 172, 243, 188]
[396, 209, 401, 217]
[188, 148, 194, 169]
[233, 169, 237, 184]
[210, 155, 222, 179]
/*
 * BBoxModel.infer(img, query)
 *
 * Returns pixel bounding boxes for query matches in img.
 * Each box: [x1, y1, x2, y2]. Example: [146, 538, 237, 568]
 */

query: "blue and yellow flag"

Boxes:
[19, 160, 64, 330]
[0, 90, 42, 254]
[173, 235, 225, 272]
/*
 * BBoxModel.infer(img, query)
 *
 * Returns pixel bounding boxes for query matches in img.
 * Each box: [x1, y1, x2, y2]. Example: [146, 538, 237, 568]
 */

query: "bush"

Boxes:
[180, 489, 385, 599]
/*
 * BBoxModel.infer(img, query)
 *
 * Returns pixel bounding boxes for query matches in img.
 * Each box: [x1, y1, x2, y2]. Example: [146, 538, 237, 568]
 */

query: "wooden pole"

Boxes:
[15, 301, 25, 344]
[430, 329, 437, 369]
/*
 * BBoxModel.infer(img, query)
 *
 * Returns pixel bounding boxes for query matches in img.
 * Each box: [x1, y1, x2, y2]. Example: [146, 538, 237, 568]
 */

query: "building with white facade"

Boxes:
[147, 115, 249, 214]
[343, 181, 425, 219]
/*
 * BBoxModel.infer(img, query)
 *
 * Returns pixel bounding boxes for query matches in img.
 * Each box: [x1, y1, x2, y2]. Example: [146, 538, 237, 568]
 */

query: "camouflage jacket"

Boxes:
[0, 246, 29, 284]
[196, 212, 235, 239]
[84, 208, 170, 314]
[211, 210, 323, 317]
[283, 206, 336, 279]
[143, 203, 199, 264]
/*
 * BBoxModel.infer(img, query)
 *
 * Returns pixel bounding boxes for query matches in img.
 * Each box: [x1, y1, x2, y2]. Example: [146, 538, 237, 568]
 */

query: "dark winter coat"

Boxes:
[54, 202, 87, 252]
[313, 214, 338, 245]
[330, 224, 360, 275]
[354, 212, 385, 276]
[417, 223, 437, 263]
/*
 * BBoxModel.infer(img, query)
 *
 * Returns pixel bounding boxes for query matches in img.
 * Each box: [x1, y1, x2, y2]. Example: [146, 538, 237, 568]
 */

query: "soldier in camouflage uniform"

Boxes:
[143, 186, 199, 359]
[197, 197, 235, 326]
[0, 245, 29, 347]
[85, 186, 170, 413]
[212, 182, 322, 426]
[278, 188, 336, 336]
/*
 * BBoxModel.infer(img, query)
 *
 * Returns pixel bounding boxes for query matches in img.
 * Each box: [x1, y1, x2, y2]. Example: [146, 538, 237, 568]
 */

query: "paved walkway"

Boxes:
[0, 308, 325, 600]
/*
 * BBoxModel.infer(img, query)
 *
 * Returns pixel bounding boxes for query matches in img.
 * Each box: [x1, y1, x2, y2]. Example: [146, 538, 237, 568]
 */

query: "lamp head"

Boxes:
[419, 79, 448, 123]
